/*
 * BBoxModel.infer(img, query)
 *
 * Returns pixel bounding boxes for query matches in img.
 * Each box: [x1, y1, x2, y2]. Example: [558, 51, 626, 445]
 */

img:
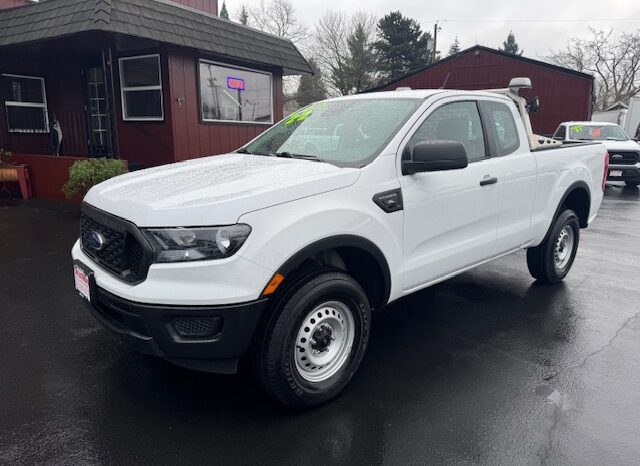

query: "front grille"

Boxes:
[608, 151, 639, 165]
[80, 203, 153, 284]
[81, 214, 126, 270]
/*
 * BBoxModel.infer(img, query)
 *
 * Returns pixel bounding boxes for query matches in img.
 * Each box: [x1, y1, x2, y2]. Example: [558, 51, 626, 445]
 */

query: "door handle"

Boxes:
[479, 176, 498, 186]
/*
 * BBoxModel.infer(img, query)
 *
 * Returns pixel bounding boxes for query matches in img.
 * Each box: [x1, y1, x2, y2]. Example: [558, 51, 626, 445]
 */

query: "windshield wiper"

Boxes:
[237, 148, 274, 156]
[272, 151, 322, 162]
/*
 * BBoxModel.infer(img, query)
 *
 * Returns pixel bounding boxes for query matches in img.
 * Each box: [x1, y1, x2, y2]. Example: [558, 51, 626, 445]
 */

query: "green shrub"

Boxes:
[62, 158, 127, 199]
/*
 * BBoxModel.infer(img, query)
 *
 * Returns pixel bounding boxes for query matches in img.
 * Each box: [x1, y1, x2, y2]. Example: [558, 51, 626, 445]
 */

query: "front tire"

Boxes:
[255, 271, 370, 409]
[527, 209, 580, 284]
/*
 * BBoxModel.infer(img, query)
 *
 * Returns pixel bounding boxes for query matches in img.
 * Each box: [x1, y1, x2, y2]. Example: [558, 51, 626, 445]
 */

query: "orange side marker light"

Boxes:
[262, 273, 284, 296]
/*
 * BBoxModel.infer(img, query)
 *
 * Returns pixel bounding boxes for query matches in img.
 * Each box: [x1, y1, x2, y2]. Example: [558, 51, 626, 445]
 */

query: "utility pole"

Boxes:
[432, 21, 442, 64]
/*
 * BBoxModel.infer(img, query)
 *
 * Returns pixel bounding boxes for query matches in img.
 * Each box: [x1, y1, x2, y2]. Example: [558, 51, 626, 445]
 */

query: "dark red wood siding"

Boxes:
[0, 37, 89, 156]
[380, 48, 594, 135]
[0, 0, 30, 10]
[167, 47, 284, 161]
[0, 35, 288, 200]
[170, 0, 218, 15]
[112, 46, 176, 168]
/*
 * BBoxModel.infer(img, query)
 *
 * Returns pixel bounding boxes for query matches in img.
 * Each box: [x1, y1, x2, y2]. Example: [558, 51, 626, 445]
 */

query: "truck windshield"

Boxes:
[569, 124, 629, 141]
[242, 98, 423, 168]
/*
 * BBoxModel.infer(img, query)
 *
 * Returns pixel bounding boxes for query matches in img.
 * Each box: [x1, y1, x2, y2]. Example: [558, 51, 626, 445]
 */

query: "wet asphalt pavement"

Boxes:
[1, 184, 640, 465]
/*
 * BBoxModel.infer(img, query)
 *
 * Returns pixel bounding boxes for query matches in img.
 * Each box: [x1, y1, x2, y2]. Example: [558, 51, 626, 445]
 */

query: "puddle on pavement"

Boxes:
[535, 383, 572, 411]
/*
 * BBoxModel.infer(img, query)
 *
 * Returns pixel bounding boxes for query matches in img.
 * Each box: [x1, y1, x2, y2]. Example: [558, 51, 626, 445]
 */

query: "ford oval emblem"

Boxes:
[87, 231, 106, 251]
[612, 154, 623, 160]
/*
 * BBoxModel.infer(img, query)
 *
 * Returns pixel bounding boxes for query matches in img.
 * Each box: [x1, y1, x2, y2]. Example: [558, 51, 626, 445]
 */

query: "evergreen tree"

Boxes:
[500, 31, 522, 55]
[296, 59, 327, 107]
[448, 36, 461, 56]
[374, 12, 431, 80]
[238, 5, 248, 25]
[346, 22, 376, 93]
[220, 1, 229, 20]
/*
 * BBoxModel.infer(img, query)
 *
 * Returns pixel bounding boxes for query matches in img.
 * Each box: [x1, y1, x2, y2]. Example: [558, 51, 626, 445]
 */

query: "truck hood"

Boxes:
[598, 140, 640, 152]
[84, 153, 360, 227]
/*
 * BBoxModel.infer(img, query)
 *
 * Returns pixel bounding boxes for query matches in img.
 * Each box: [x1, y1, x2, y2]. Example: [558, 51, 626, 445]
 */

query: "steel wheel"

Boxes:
[294, 300, 355, 383]
[554, 225, 575, 271]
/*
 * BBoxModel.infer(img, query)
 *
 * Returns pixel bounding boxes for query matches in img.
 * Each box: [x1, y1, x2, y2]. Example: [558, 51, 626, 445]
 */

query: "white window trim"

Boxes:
[199, 59, 274, 125]
[2, 73, 49, 133]
[118, 54, 164, 122]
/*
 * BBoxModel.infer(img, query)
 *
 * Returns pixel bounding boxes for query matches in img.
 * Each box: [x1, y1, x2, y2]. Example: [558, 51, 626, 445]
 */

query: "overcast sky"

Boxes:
[232, 0, 640, 59]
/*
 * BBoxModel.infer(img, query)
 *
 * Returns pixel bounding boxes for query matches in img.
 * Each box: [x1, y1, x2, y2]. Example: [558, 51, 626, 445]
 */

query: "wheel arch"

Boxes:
[555, 181, 591, 229]
[275, 235, 392, 309]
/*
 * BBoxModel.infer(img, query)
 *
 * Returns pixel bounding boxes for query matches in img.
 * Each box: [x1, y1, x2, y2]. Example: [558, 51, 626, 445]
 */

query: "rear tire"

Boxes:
[255, 270, 370, 409]
[527, 209, 580, 284]
[625, 181, 640, 187]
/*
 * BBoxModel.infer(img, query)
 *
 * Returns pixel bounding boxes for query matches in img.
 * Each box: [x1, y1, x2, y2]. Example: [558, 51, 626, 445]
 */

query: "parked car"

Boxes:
[72, 79, 607, 408]
[552, 121, 640, 187]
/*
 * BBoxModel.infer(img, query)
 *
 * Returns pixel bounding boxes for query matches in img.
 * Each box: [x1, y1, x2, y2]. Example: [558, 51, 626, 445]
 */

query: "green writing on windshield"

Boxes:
[571, 125, 584, 133]
[284, 102, 328, 126]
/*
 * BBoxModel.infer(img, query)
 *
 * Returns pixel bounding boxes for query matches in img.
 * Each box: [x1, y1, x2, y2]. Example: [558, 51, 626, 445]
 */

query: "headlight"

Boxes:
[142, 225, 251, 263]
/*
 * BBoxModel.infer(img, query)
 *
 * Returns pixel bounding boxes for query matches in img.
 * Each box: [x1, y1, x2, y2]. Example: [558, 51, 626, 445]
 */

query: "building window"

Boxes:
[199, 60, 273, 124]
[118, 54, 163, 121]
[2, 74, 49, 133]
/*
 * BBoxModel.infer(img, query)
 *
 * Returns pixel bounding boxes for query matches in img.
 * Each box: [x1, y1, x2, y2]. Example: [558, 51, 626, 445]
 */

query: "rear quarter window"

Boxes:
[484, 101, 520, 156]
[553, 125, 567, 140]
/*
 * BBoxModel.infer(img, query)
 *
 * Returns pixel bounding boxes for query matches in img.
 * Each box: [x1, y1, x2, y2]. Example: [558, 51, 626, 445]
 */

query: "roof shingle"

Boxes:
[0, 0, 311, 74]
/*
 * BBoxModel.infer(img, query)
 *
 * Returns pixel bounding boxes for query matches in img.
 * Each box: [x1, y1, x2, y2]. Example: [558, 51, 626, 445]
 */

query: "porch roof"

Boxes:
[0, 0, 311, 75]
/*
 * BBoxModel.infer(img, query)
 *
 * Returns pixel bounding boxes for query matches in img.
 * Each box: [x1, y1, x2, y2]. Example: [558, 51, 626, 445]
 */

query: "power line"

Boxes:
[426, 18, 640, 23]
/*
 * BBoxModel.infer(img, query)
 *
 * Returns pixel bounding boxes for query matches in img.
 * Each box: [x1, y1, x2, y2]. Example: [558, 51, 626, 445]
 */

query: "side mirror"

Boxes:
[402, 141, 468, 175]
[526, 96, 540, 113]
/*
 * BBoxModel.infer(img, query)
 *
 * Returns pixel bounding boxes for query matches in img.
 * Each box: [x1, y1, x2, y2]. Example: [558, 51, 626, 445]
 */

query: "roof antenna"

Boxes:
[439, 72, 451, 89]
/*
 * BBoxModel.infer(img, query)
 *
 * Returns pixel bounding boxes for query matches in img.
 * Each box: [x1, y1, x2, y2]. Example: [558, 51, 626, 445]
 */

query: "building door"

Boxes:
[84, 64, 113, 157]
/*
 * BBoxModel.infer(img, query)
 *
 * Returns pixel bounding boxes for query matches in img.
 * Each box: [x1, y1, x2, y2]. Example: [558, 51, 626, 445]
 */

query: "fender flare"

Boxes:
[276, 234, 392, 307]
[541, 180, 591, 243]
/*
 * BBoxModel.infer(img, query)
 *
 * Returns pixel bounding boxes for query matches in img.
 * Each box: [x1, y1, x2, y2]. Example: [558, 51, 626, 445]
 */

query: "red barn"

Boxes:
[368, 45, 594, 136]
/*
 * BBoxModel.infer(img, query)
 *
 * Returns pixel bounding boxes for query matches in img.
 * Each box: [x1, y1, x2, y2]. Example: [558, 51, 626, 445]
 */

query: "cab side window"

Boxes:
[484, 101, 520, 156]
[409, 101, 487, 162]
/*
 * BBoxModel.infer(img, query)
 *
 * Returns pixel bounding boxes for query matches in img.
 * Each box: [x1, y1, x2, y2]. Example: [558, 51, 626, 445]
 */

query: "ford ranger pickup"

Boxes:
[72, 78, 607, 408]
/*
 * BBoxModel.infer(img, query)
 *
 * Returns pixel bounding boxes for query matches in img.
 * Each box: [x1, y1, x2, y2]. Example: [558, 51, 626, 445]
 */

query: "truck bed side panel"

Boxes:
[529, 144, 606, 245]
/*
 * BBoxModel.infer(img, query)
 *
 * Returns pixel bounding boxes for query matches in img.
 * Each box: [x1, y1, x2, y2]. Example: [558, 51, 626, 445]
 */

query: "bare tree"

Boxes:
[313, 11, 352, 95]
[247, 0, 311, 96]
[547, 29, 640, 110]
[248, 0, 309, 46]
[312, 11, 377, 96]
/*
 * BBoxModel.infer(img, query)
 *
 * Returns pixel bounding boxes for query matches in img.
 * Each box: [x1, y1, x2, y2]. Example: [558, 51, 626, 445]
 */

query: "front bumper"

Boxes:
[85, 283, 269, 373]
[607, 164, 640, 182]
[71, 240, 274, 306]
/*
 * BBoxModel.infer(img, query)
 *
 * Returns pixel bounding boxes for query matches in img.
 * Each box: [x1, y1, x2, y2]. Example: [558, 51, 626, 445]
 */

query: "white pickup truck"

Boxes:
[72, 78, 607, 408]
[552, 121, 640, 187]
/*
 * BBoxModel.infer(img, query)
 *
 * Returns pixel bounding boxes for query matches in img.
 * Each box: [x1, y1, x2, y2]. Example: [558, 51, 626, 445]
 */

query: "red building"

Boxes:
[368, 45, 594, 136]
[0, 0, 310, 199]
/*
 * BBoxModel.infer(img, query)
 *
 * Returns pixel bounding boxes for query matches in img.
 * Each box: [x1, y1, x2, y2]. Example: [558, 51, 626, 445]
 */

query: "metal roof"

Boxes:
[0, 0, 311, 75]
[365, 45, 594, 92]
